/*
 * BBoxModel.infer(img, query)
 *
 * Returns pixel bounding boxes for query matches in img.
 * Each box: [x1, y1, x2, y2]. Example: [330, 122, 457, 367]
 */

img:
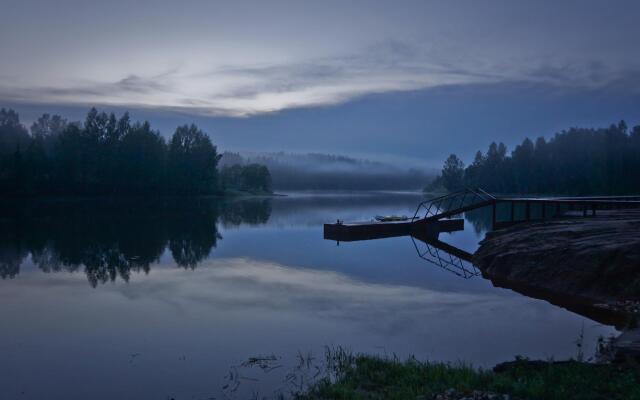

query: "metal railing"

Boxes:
[413, 187, 496, 221]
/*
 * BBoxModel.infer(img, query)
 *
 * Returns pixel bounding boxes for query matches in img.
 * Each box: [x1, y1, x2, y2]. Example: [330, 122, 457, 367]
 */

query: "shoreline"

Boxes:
[295, 349, 640, 399]
[474, 210, 640, 315]
[0, 191, 285, 202]
[473, 210, 640, 362]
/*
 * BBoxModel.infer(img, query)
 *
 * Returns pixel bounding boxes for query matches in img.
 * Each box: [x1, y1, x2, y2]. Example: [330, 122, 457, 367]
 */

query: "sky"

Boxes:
[2, 0, 640, 166]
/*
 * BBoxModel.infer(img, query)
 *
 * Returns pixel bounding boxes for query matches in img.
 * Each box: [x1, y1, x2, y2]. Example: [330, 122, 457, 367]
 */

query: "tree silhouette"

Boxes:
[168, 124, 220, 195]
[0, 108, 270, 196]
[441, 154, 465, 192]
[433, 120, 640, 196]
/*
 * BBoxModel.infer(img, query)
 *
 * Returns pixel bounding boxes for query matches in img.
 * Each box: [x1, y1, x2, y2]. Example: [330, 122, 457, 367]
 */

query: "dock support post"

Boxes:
[492, 202, 497, 230]
[592, 203, 596, 217]
[510, 201, 515, 222]
[542, 203, 546, 219]
[583, 206, 587, 217]
[525, 201, 531, 221]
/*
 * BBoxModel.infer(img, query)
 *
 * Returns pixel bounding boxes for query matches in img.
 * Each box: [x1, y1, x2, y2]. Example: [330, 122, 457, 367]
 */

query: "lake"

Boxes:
[0, 192, 617, 399]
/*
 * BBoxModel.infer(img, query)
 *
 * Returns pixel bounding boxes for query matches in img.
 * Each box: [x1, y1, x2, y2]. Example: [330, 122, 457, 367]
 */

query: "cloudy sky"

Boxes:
[2, 0, 640, 165]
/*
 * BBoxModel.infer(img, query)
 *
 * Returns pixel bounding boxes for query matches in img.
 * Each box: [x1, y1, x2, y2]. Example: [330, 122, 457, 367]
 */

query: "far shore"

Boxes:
[0, 190, 286, 202]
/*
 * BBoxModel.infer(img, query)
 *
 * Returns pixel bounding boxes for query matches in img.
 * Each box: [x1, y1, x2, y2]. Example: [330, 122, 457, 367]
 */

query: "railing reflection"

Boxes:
[323, 215, 480, 279]
[410, 235, 480, 279]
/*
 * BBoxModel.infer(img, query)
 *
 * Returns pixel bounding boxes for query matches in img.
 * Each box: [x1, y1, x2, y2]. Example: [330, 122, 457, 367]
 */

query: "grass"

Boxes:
[295, 348, 640, 400]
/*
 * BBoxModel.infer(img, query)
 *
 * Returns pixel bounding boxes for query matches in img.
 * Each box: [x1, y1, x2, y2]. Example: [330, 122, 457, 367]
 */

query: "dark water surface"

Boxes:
[0, 192, 617, 399]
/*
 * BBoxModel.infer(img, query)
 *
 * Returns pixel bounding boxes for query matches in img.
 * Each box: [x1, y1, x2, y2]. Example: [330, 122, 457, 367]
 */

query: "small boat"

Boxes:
[374, 215, 409, 222]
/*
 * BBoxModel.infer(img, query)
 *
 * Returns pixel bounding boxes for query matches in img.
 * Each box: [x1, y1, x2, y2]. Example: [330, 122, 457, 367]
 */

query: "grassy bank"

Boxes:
[296, 350, 640, 400]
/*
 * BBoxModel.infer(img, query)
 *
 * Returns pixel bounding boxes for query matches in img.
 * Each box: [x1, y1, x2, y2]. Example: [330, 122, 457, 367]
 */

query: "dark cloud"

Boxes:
[115, 75, 171, 94]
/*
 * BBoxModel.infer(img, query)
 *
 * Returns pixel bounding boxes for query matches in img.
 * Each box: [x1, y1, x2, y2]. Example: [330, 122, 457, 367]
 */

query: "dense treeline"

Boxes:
[430, 121, 640, 195]
[0, 108, 271, 196]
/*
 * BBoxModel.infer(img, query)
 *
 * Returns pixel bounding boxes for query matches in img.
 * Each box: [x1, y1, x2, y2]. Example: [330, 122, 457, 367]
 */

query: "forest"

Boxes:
[430, 120, 640, 195]
[0, 108, 272, 196]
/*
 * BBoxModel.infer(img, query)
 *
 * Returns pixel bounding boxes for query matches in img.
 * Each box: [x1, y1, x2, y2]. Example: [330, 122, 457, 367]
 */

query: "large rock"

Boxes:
[474, 210, 640, 304]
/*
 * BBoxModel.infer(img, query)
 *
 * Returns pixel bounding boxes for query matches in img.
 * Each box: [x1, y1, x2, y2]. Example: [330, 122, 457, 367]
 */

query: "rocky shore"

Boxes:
[474, 210, 640, 359]
[474, 210, 640, 306]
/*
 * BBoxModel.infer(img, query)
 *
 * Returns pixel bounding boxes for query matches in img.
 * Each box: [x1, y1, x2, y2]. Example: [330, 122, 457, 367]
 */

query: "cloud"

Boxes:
[2, 1, 640, 117]
[0, 40, 506, 117]
[115, 75, 172, 94]
[1, 36, 638, 117]
[4, 257, 522, 335]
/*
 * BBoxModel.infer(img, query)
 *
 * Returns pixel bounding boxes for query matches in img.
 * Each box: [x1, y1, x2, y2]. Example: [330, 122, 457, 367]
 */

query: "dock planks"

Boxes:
[323, 218, 464, 242]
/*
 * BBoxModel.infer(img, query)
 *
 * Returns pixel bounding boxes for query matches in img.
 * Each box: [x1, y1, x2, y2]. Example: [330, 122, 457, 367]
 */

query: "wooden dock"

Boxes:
[413, 188, 640, 230]
[323, 218, 464, 242]
[324, 187, 640, 243]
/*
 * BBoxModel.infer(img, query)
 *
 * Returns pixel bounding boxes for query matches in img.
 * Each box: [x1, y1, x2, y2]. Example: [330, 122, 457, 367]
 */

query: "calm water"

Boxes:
[0, 192, 617, 399]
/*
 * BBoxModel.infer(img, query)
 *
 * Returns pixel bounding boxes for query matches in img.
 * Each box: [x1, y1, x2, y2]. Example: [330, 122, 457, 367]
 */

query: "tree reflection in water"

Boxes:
[0, 198, 271, 286]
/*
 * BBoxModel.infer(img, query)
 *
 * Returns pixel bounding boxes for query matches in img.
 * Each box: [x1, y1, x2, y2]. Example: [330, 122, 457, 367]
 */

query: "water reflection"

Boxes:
[411, 236, 480, 279]
[464, 206, 494, 235]
[321, 201, 630, 328]
[0, 192, 620, 400]
[0, 193, 628, 329]
[0, 198, 271, 286]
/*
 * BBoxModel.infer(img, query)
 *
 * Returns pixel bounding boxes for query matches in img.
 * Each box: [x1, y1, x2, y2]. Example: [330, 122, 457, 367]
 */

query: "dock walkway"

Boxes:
[324, 187, 640, 242]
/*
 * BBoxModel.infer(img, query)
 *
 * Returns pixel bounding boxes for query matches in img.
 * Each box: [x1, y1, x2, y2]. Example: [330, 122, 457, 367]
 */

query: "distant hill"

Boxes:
[220, 152, 436, 191]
